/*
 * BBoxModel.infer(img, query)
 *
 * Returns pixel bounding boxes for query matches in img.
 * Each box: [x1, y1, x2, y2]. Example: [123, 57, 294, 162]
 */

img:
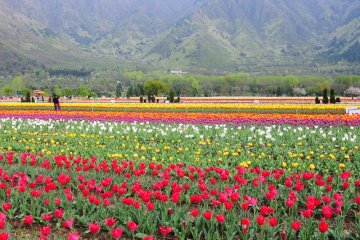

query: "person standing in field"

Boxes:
[53, 94, 60, 111]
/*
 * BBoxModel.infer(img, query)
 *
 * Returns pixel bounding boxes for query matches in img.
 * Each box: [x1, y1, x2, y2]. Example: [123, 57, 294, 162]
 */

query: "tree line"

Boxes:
[1, 70, 360, 98]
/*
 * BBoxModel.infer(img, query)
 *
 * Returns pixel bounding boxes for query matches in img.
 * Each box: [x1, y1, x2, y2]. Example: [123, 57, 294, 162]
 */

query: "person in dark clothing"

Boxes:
[52, 95, 60, 111]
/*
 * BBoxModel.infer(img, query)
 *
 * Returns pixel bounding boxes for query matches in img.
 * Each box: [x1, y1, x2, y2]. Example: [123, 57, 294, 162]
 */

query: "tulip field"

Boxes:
[0, 102, 359, 239]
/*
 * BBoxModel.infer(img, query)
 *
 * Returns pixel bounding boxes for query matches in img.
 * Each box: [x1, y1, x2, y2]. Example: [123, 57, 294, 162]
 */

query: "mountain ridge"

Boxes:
[0, 0, 359, 74]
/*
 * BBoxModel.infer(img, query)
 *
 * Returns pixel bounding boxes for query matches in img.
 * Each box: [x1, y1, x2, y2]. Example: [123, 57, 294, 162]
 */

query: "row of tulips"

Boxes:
[0, 152, 359, 239]
[0, 110, 360, 126]
[1, 103, 356, 110]
[0, 103, 357, 114]
[0, 119, 358, 172]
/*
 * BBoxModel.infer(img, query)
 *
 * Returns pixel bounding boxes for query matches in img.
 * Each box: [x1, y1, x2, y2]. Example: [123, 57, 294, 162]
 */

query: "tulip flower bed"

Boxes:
[0, 118, 359, 239]
[0, 103, 357, 114]
[1, 110, 360, 126]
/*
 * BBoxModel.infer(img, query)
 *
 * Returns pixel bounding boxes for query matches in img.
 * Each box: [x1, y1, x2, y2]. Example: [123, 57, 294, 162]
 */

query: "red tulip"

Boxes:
[0, 213, 6, 229]
[224, 201, 233, 210]
[167, 208, 173, 215]
[191, 208, 199, 217]
[88, 222, 100, 234]
[203, 211, 212, 220]
[241, 218, 251, 229]
[322, 205, 333, 219]
[159, 226, 172, 237]
[104, 218, 116, 227]
[41, 214, 52, 222]
[23, 215, 33, 225]
[291, 221, 301, 231]
[319, 219, 328, 233]
[142, 236, 153, 240]
[40, 226, 51, 237]
[111, 228, 123, 239]
[269, 216, 277, 227]
[146, 202, 154, 211]
[54, 208, 64, 219]
[356, 196, 360, 205]
[2, 202, 11, 212]
[67, 231, 80, 240]
[215, 214, 225, 223]
[256, 215, 265, 226]
[62, 218, 74, 229]
[0, 232, 9, 240]
[127, 221, 138, 232]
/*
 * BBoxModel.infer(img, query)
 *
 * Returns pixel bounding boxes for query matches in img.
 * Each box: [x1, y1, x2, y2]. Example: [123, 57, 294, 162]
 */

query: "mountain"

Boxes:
[0, 0, 359, 74]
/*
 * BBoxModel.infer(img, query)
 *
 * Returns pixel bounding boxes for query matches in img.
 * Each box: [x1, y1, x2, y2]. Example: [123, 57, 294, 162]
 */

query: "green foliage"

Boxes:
[2, 86, 13, 96]
[144, 80, 169, 96]
[76, 86, 92, 97]
[11, 76, 24, 91]
[116, 81, 122, 98]
[322, 89, 329, 104]
[330, 89, 336, 104]
[315, 96, 320, 104]
[169, 90, 175, 103]
[26, 91, 31, 102]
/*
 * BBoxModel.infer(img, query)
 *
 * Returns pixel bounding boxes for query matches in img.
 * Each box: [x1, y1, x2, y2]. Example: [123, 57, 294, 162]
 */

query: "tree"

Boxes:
[126, 85, 134, 98]
[191, 80, 199, 97]
[53, 85, 64, 96]
[144, 80, 169, 97]
[76, 86, 91, 97]
[11, 76, 24, 92]
[63, 88, 73, 97]
[116, 81, 122, 98]
[344, 87, 360, 99]
[292, 87, 307, 96]
[330, 89, 336, 104]
[322, 89, 329, 104]
[2, 86, 13, 96]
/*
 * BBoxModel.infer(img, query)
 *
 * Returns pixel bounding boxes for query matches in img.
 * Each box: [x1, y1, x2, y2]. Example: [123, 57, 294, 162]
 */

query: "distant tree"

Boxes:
[11, 76, 25, 93]
[315, 96, 320, 104]
[191, 80, 199, 97]
[330, 89, 336, 104]
[20, 88, 31, 96]
[126, 85, 134, 98]
[169, 90, 175, 103]
[76, 86, 91, 97]
[53, 85, 64, 96]
[26, 91, 31, 102]
[116, 81, 122, 98]
[2, 86, 14, 96]
[344, 87, 360, 99]
[322, 89, 329, 104]
[63, 88, 73, 97]
[292, 87, 307, 96]
[144, 80, 169, 97]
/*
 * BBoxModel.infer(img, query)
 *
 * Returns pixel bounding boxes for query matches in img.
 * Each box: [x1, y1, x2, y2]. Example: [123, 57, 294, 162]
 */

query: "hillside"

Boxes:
[0, 0, 359, 74]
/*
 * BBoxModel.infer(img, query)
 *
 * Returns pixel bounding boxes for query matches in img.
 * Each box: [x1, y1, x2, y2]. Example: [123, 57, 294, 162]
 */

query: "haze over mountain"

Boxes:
[0, 0, 359, 74]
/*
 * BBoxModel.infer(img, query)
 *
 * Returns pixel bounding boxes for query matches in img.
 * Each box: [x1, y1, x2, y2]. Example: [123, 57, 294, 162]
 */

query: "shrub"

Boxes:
[322, 89, 329, 104]
[26, 92, 31, 102]
[315, 96, 320, 104]
[140, 96, 144, 103]
[169, 90, 175, 103]
[336, 97, 341, 103]
[330, 89, 336, 104]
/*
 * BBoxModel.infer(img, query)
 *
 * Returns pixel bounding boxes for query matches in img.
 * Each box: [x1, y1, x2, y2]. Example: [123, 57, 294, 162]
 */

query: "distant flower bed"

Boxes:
[0, 109, 359, 126]
[0, 102, 358, 115]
